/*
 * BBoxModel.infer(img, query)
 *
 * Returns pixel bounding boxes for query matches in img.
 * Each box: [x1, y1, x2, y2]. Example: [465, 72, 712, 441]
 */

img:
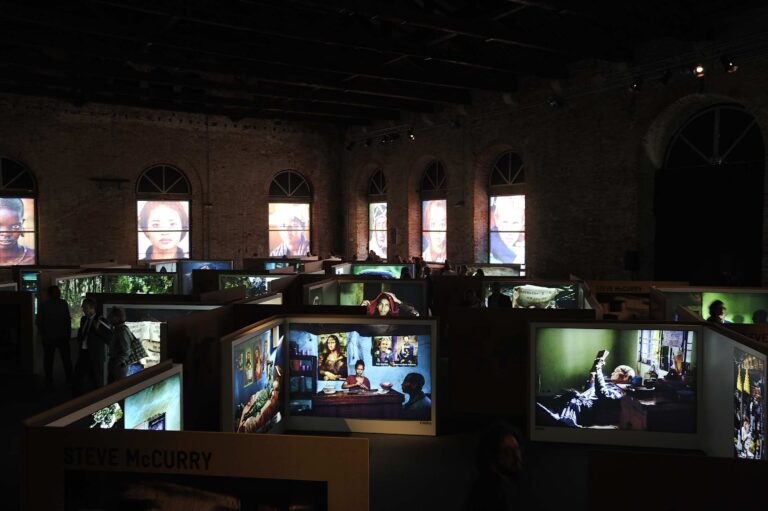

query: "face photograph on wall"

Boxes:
[0, 197, 36, 266]
[233, 330, 284, 434]
[340, 282, 423, 317]
[734, 348, 765, 459]
[489, 195, 525, 265]
[137, 201, 190, 261]
[534, 328, 697, 432]
[268, 203, 310, 257]
[421, 199, 447, 263]
[288, 323, 432, 421]
[368, 202, 387, 259]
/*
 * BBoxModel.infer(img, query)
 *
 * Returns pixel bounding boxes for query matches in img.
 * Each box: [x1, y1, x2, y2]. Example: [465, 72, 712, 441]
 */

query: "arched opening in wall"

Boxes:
[268, 170, 312, 257]
[655, 104, 764, 285]
[367, 169, 387, 260]
[420, 160, 447, 263]
[0, 157, 37, 266]
[489, 152, 525, 265]
[136, 165, 192, 262]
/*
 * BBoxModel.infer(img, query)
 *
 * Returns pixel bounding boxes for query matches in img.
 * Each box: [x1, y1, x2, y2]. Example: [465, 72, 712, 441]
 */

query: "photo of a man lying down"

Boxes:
[535, 328, 697, 432]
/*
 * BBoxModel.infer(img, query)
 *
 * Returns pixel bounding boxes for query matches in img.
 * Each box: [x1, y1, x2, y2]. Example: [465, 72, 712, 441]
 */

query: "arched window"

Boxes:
[268, 170, 312, 257]
[420, 160, 447, 263]
[656, 104, 764, 285]
[367, 169, 387, 259]
[488, 152, 525, 264]
[136, 165, 192, 262]
[0, 157, 37, 266]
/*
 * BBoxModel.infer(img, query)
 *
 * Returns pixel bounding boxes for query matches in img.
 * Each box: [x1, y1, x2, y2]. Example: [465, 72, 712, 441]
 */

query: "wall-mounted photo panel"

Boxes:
[103, 304, 219, 375]
[368, 202, 387, 259]
[56, 273, 104, 330]
[177, 260, 233, 294]
[351, 263, 415, 279]
[104, 273, 177, 295]
[531, 322, 701, 449]
[221, 318, 285, 434]
[339, 280, 426, 317]
[137, 201, 190, 261]
[489, 194, 525, 264]
[0, 197, 36, 266]
[286, 316, 436, 435]
[701, 328, 767, 459]
[421, 199, 446, 263]
[484, 282, 583, 309]
[268, 203, 310, 257]
[305, 280, 340, 306]
[219, 274, 283, 299]
[37, 362, 183, 431]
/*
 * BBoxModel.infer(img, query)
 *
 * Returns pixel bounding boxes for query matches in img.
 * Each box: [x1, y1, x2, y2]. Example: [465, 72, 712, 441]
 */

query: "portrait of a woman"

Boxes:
[0, 198, 36, 266]
[362, 291, 419, 317]
[421, 199, 446, 263]
[138, 200, 190, 261]
[319, 334, 347, 381]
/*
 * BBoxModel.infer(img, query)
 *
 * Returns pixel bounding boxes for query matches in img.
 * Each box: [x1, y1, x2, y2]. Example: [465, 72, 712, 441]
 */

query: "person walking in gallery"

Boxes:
[107, 307, 132, 383]
[36, 285, 73, 389]
[486, 282, 512, 308]
[72, 298, 112, 395]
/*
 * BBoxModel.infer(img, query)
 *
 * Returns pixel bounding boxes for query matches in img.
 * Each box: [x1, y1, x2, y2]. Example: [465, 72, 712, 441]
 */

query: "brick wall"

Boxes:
[0, 95, 343, 267]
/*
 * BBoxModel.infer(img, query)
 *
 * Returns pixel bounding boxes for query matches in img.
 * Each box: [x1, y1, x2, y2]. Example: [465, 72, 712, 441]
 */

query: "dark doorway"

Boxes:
[655, 105, 764, 286]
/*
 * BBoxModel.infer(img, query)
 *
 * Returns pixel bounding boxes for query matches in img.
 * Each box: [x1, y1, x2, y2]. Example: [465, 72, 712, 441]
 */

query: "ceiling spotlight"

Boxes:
[408, 130, 415, 141]
[692, 64, 706, 78]
[721, 56, 738, 73]
[629, 77, 643, 92]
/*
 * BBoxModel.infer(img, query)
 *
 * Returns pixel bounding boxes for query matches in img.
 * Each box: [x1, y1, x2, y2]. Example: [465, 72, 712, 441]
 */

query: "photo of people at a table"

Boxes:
[288, 322, 432, 421]
[535, 328, 697, 432]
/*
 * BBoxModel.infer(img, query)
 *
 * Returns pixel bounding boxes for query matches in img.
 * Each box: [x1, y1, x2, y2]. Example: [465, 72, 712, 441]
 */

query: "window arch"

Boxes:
[136, 165, 192, 262]
[489, 151, 525, 264]
[368, 169, 387, 259]
[0, 157, 37, 266]
[420, 161, 447, 263]
[268, 170, 312, 257]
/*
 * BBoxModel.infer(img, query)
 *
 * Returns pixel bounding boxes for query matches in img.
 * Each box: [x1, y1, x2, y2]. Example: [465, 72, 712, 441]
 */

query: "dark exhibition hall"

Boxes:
[2, 1, 768, 510]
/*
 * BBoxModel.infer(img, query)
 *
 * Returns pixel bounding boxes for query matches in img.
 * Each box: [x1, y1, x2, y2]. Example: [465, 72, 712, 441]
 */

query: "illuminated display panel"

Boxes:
[137, 201, 190, 261]
[421, 199, 446, 263]
[489, 195, 525, 264]
[0, 197, 36, 266]
[268, 203, 310, 257]
[368, 202, 387, 259]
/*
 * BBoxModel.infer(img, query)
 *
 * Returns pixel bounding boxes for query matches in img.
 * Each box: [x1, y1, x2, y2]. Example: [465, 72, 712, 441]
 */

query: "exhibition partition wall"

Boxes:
[0, 290, 34, 374]
[441, 306, 597, 417]
[650, 286, 768, 322]
[529, 321, 767, 458]
[221, 315, 438, 436]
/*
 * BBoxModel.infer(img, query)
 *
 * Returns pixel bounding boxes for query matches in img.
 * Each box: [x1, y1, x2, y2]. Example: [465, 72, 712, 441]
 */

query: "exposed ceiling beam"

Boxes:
[276, 0, 630, 60]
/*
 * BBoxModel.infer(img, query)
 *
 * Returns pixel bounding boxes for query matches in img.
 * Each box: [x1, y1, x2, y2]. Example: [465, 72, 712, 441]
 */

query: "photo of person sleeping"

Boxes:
[287, 322, 432, 421]
[535, 328, 697, 432]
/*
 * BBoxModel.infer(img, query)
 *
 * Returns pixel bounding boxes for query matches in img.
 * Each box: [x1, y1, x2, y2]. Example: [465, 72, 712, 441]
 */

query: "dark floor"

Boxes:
[2, 350, 590, 511]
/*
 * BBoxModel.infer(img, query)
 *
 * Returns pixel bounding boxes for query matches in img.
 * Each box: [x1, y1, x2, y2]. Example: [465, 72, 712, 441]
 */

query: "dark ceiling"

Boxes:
[0, 0, 761, 125]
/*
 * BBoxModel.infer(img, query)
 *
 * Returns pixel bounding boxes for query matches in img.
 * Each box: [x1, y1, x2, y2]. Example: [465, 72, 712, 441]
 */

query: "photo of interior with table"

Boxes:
[287, 322, 432, 421]
[535, 327, 697, 432]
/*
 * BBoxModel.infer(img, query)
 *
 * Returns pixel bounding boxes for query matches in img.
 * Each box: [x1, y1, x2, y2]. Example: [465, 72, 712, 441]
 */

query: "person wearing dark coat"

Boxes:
[36, 285, 73, 388]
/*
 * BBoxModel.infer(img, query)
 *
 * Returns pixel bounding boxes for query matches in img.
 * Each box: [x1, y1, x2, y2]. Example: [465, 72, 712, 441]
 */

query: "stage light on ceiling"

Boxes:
[692, 64, 706, 78]
[721, 56, 738, 73]
[408, 130, 415, 141]
[629, 77, 643, 92]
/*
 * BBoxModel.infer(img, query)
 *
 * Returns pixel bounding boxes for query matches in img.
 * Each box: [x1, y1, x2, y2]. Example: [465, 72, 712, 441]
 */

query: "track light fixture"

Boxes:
[408, 130, 415, 141]
[629, 77, 643, 92]
[692, 64, 706, 78]
[721, 56, 738, 73]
